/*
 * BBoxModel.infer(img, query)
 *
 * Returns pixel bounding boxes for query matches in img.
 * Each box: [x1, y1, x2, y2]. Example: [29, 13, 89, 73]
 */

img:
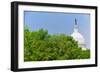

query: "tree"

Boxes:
[24, 27, 90, 61]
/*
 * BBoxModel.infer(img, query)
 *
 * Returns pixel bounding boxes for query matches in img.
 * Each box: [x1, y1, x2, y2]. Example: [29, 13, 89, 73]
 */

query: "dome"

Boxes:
[71, 31, 85, 44]
[71, 19, 86, 50]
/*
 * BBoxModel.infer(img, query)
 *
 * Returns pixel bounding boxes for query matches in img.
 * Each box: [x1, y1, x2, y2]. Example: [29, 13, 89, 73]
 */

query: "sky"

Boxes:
[24, 11, 90, 49]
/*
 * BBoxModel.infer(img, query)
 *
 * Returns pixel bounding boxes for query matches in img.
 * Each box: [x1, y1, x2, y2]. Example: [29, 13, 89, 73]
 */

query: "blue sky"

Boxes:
[24, 11, 90, 48]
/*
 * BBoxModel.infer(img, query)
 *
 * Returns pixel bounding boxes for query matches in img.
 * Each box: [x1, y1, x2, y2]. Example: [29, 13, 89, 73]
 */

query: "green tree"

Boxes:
[24, 27, 90, 61]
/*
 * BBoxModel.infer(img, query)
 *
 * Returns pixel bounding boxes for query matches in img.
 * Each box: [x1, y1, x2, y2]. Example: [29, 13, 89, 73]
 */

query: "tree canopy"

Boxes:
[24, 27, 90, 61]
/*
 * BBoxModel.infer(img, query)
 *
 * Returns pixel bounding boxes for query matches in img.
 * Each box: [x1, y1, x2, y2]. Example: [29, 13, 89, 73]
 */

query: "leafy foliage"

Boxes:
[24, 27, 90, 61]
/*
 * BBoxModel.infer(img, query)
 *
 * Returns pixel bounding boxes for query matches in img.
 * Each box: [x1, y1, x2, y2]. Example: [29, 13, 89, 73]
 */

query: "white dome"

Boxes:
[71, 19, 86, 50]
[71, 31, 85, 44]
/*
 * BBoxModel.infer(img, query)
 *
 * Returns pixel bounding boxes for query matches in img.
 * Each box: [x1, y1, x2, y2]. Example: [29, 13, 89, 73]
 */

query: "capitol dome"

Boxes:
[71, 19, 86, 50]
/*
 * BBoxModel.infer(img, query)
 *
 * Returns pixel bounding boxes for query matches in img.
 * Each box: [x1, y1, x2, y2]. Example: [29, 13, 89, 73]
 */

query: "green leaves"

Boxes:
[24, 27, 90, 61]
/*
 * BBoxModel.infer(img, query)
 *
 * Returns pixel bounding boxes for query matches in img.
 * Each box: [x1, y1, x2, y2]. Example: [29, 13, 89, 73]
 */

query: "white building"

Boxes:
[71, 19, 87, 50]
